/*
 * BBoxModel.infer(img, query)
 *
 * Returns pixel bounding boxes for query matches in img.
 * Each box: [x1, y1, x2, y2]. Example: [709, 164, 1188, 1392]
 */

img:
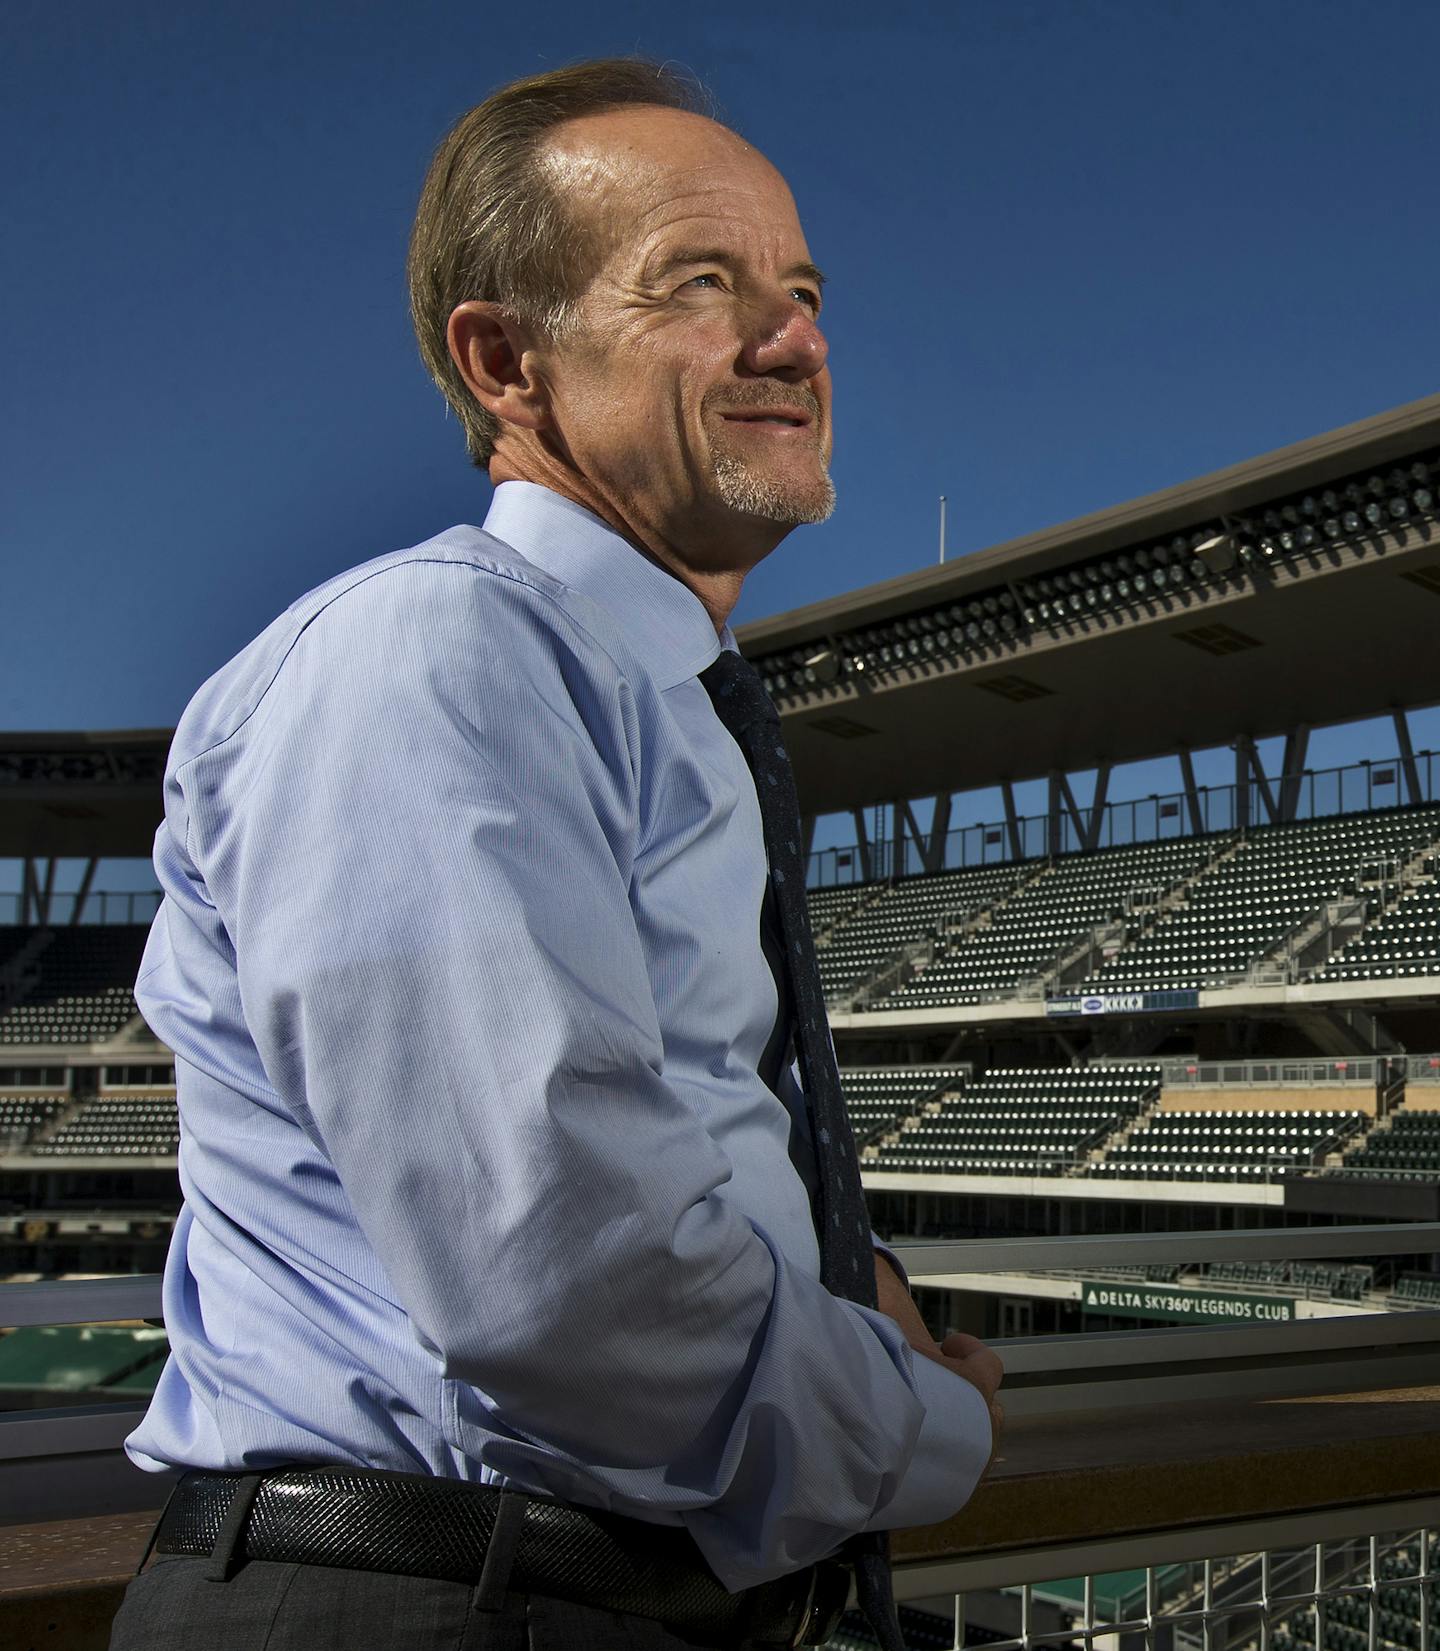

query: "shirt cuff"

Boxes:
[865, 1338, 995, 1534]
[871, 1233, 910, 1291]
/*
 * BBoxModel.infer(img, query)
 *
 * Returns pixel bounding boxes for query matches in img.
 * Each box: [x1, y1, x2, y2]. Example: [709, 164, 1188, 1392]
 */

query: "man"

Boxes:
[109, 58, 1003, 1651]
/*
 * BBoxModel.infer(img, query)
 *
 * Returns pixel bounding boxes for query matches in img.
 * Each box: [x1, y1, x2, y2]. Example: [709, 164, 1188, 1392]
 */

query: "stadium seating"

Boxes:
[1082, 1109, 1364, 1181]
[807, 882, 872, 939]
[1314, 874, 1440, 981]
[1077, 808, 1440, 993]
[1333, 1110, 1440, 1177]
[864, 1065, 1160, 1175]
[0, 926, 150, 1044]
[1390, 1273, 1440, 1306]
[1273, 1539, 1440, 1651]
[870, 841, 1208, 1008]
[815, 862, 1022, 1003]
[1206, 1258, 1373, 1300]
[837, 1065, 967, 1148]
[0, 1092, 67, 1150]
[804, 802, 1440, 1004]
[31, 1094, 179, 1157]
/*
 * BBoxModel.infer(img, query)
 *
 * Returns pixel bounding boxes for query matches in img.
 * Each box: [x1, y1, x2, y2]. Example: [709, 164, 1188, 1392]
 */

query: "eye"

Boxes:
[792, 287, 822, 315]
[683, 273, 723, 292]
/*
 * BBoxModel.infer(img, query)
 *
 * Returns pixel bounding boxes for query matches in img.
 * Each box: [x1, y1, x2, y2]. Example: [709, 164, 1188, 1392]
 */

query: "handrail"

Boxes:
[0, 1273, 163, 1328]
[7, 1224, 1439, 1334]
[1161, 1056, 1397, 1087]
[889, 1219, 1440, 1275]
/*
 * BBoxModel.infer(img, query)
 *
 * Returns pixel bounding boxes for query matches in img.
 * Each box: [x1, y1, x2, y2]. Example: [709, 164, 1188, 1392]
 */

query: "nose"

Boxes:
[740, 299, 828, 383]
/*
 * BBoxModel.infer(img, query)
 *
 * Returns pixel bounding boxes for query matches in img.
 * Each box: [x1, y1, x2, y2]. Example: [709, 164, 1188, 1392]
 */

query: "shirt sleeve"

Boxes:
[178, 559, 992, 1592]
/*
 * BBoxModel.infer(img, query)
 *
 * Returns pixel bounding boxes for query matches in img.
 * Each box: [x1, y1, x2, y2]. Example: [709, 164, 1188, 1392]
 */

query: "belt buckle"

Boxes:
[788, 1559, 851, 1647]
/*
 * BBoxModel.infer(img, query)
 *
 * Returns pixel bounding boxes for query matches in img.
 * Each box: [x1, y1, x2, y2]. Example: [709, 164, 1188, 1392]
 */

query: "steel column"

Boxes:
[849, 807, 874, 883]
[69, 857, 99, 926]
[1279, 726, 1311, 823]
[1002, 780, 1025, 862]
[1394, 709, 1425, 806]
[1083, 763, 1112, 852]
[1179, 749, 1206, 836]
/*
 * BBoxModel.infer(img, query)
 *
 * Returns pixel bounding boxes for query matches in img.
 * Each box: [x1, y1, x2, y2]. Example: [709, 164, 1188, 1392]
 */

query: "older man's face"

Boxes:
[535, 106, 833, 563]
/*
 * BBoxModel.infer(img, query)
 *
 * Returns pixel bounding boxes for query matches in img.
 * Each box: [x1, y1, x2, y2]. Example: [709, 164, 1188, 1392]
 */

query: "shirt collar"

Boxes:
[482, 481, 736, 688]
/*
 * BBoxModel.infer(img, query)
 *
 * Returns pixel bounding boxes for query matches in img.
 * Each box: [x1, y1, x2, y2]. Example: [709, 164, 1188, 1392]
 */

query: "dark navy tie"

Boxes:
[699, 647, 908, 1651]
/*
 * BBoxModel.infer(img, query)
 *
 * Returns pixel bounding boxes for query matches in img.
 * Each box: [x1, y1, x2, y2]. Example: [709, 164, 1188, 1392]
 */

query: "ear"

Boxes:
[446, 301, 549, 433]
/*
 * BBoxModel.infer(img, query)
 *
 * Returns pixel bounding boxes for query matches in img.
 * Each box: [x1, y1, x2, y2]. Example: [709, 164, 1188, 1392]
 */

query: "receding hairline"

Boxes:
[535, 102, 780, 208]
[533, 104, 793, 287]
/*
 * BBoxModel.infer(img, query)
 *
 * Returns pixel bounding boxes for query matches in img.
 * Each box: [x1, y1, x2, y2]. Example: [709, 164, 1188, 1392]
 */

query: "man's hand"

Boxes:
[874, 1253, 1005, 1472]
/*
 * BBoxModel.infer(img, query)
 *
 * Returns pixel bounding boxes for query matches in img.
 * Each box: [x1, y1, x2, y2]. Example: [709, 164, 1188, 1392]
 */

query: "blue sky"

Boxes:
[4, 0, 1440, 886]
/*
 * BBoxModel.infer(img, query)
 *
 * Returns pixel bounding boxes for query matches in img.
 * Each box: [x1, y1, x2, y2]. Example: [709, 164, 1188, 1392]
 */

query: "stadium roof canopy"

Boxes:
[0, 730, 167, 859]
[735, 389, 1440, 814]
[3, 390, 1440, 858]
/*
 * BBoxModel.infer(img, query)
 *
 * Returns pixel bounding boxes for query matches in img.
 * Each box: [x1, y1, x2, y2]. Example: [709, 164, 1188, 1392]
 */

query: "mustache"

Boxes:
[702, 383, 823, 420]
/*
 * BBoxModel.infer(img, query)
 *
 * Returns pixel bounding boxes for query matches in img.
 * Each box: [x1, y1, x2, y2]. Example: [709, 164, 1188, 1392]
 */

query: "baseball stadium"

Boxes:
[5, 390, 1440, 1648]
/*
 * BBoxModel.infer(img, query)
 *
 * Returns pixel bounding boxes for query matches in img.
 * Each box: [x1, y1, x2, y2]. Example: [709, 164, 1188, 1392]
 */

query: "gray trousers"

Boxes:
[108, 1553, 776, 1650]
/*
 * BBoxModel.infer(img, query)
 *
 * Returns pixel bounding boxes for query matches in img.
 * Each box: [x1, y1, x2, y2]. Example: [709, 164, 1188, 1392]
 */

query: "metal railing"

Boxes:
[1160, 1058, 1395, 1089]
[0, 888, 163, 926]
[6, 1227, 1440, 1639]
[5, 1224, 1438, 1436]
[806, 753, 1440, 887]
[891, 1529, 1440, 1651]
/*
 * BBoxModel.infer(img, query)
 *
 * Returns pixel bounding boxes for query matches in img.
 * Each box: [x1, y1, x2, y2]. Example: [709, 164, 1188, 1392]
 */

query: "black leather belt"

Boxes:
[150, 1467, 852, 1649]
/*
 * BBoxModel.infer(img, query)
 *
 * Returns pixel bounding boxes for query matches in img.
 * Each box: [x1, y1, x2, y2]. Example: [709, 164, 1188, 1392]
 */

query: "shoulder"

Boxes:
[168, 526, 649, 778]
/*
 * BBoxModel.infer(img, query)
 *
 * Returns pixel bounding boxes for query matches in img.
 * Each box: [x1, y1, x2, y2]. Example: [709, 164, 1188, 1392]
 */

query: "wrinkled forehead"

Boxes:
[537, 106, 805, 275]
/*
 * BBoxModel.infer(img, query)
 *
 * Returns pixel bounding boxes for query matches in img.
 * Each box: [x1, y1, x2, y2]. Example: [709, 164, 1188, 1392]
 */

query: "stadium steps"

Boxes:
[901, 859, 1064, 1001]
[1087, 1087, 1165, 1162]
[842, 937, 937, 1012]
[25, 1096, 88, 1150]
[1306, 831, 1440, 981]
[824, 861, 1048, 1010]
[812, 880, 889, 946]
[1248, 896, 1369, 985]
[106, 1007, 158, 1046]
[1165, 830, 1246, 906]
[1330, 1103, 1421, 1170]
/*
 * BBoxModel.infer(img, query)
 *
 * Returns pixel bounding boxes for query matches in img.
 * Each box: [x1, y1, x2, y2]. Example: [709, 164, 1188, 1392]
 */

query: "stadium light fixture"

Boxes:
[751, 444, 1440, 701]
[805, 648, 840, 684]
[1193, 532, 1238, 575]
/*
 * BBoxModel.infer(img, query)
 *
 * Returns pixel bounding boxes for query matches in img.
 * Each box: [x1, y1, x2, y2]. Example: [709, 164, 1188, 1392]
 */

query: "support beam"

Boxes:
[898, 795, 952, 876]
[1277, 726, 1311, 823]
[21, 858, 51, 927]
[1236, 736, 1279, 827]
[1234, 742, 1250, 832]
[1178, 749, 1206, 837]
[1050, 771, 1087, 853]
[1083, 763, 1112, 852]
[1394, 708, 1425, 806]
[849, 807, 874, 884]
[926, 792, 953, 875]
[70, 857, 99, 926]
[1001, 781, 1024, 863]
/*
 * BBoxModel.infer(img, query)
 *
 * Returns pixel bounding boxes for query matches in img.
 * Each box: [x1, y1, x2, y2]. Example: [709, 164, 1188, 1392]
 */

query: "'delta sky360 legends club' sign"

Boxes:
[1082, 1281, 1296, 1323]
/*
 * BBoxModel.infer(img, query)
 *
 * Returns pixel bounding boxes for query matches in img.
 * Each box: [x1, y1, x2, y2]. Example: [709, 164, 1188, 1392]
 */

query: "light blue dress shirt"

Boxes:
[129, 480, 992, 1593]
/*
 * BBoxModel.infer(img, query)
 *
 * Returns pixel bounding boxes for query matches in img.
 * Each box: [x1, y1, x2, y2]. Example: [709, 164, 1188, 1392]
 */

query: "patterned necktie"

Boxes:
[699, 647, 908, 1651]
